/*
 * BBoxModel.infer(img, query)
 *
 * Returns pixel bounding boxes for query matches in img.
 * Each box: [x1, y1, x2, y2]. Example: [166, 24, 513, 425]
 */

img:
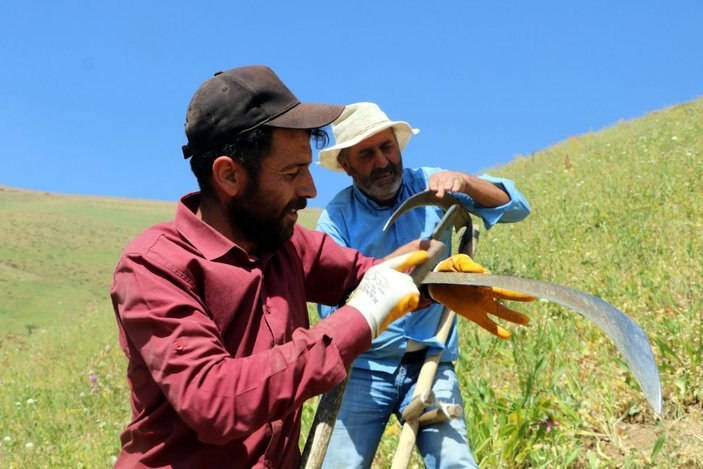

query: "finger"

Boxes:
[435, 254, 485, 273]
[491, 287, 537, 302]
[454, 307, 510, 339]
[381, 250, 429, 272]
[489, 302, 530, 325]
[453, 255, 485, 273]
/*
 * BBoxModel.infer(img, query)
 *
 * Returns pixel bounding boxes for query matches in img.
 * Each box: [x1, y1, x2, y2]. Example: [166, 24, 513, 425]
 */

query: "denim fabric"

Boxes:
[321, 363, 478, 469]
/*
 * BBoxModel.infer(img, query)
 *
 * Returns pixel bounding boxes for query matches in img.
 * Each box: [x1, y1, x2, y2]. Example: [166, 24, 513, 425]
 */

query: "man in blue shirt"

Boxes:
[316, 102, 532, 468]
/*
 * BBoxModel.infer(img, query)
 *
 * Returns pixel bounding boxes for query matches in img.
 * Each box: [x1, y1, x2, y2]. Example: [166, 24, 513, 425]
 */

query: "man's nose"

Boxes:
[297, 170, 317, 199]
[372, 149, 390, 167]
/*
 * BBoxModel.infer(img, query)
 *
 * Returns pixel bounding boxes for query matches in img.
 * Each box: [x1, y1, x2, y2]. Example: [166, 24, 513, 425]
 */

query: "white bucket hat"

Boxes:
[318, 102, 419, 172]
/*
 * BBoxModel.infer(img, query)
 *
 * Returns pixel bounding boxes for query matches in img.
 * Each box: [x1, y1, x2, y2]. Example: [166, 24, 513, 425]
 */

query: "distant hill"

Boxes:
[0, 98, 701, 467]
[0, 186, 321, 334]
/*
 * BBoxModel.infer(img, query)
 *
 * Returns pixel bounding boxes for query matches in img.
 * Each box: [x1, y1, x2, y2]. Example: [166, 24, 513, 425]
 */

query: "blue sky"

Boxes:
[2, 1, 701, 208]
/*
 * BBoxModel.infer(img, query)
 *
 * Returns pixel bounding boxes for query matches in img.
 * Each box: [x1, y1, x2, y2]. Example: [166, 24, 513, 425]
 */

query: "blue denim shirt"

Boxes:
[316, 167, 530, 374]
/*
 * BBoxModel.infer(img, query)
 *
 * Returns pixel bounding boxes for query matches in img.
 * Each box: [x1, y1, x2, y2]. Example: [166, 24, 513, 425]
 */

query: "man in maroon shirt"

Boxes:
[110, 66, 429, 468]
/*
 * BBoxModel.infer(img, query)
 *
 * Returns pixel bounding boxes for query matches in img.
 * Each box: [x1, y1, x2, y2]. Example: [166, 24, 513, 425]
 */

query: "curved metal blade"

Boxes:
[424, 272, 663, 414]
[383, 191, 465, 232]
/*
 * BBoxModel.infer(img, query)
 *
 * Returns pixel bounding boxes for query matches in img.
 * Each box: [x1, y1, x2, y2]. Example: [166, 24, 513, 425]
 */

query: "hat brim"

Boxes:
[318, 121, 419, 172]
[266, 102, 344, 130]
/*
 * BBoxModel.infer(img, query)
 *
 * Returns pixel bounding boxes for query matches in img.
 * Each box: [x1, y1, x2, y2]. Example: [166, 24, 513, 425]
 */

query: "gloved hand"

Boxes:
[428, 254, 536, 339]
[347, 251, 429, 339]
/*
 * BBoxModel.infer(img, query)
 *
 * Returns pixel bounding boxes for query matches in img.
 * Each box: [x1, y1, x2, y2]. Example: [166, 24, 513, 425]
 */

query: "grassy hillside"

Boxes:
[1, 97, 701, 467]
[0, 189, 173, 335]
[456, 97, 703, 467]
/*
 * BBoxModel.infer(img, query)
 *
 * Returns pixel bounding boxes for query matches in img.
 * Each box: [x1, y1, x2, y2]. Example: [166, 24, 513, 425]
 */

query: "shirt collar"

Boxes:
[175, 192, 252, 263]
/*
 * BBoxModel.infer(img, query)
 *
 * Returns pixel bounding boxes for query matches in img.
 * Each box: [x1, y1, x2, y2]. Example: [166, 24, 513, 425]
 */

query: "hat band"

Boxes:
[341, 120, 392, 142]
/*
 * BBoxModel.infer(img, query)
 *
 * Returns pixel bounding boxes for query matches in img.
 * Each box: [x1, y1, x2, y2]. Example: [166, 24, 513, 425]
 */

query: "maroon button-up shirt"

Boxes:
[110, 193, 375, 468]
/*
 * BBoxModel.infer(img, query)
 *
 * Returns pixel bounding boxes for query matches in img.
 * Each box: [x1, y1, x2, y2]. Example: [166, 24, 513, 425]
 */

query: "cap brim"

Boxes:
[266, 103, 344, 130]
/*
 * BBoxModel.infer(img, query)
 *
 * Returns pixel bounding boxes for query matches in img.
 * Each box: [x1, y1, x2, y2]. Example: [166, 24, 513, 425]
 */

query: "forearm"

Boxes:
[458, 173, 510, 207]
[168, 308, 370, 444]
[428, 170, 510, 207]
[427, 170, 530, 227]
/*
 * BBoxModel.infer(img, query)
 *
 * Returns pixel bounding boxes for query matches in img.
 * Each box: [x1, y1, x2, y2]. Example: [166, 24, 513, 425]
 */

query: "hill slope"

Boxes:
[0, 98, 701, 467]
[0, 188, 174, 334]
[0, 187, 320, 335]
[459, 97, 702, 466]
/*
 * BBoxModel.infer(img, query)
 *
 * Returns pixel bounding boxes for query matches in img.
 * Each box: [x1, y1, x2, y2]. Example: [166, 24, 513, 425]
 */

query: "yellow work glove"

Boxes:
[428, 254, 536, 339]
[347, 251, 429, 339]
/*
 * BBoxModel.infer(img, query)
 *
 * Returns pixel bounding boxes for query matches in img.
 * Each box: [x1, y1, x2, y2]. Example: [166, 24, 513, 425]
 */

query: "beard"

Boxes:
[352, 159, 403, 204]
[226, 184, 307, 252]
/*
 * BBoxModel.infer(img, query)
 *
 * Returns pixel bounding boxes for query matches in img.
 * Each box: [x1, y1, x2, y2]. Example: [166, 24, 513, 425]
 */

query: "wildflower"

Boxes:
[89, 374, 98, 383]
[537, 418, 561, 433]
[91, 386, 99, 394]
[3, 436, 11, 442]
[26, 398, 36, 405]
[25, 442, 34, 450]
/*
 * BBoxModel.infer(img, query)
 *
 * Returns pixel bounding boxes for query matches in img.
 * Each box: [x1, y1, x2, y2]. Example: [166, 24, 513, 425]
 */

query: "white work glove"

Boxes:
[347, 251, 429, 339]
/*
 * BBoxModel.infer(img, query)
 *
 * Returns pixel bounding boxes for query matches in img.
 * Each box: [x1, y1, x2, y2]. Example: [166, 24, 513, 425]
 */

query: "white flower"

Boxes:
[25, 442, 34, 449]
[3, 436, 11, 442]
[26, 398, 36, 405]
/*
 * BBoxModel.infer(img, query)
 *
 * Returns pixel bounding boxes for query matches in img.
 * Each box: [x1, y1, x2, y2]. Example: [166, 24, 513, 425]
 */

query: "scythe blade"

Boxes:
[423, 272, 663, 414]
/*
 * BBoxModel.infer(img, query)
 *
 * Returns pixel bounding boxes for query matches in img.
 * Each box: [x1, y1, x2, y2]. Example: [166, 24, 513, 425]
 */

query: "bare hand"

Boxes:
[428, 171, 470, 199]
[428, 171, 510, 207]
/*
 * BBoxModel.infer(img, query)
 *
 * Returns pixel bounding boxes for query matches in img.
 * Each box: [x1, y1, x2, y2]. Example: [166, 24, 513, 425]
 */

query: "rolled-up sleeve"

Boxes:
[449, 174, 531, 229]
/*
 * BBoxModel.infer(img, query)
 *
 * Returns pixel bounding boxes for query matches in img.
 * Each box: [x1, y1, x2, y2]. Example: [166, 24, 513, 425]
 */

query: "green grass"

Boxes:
[1, 97, 702, 467]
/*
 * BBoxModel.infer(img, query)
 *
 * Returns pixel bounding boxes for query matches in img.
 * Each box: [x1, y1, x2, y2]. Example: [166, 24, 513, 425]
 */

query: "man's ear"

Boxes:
[212, 156, 246, 197]
[338, 155, 353, 176]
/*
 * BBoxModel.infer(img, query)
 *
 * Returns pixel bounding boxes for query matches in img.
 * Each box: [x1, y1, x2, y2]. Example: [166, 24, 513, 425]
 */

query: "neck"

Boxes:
[199, 193, 258, 255]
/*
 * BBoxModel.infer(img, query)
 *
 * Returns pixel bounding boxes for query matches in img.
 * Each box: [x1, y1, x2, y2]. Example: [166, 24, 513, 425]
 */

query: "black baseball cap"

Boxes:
[182, 65, 344, 158]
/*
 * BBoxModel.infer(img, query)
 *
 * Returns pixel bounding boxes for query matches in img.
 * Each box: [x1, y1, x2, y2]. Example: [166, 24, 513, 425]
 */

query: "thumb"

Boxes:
[380, 250, 430, 272]
[379, 293, 420, 332]
[434, 254, 485, 273]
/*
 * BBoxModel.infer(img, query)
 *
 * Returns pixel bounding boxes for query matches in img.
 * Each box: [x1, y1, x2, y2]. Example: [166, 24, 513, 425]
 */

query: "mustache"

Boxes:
[370, 164, 397, 180]
[285, 197, 307, 213]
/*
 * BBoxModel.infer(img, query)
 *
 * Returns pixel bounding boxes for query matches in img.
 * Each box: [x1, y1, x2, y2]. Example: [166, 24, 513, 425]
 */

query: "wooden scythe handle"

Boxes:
[300, 366, 350, 469]
[390, 307, 456, 469]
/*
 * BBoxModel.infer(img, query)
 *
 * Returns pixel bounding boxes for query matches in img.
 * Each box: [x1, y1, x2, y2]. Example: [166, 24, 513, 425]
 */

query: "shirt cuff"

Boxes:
[315, 306, 372, 367]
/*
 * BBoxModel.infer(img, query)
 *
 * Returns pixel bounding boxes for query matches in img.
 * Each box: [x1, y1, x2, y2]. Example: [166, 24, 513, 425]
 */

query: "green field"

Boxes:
[1, 98, 702, 467]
